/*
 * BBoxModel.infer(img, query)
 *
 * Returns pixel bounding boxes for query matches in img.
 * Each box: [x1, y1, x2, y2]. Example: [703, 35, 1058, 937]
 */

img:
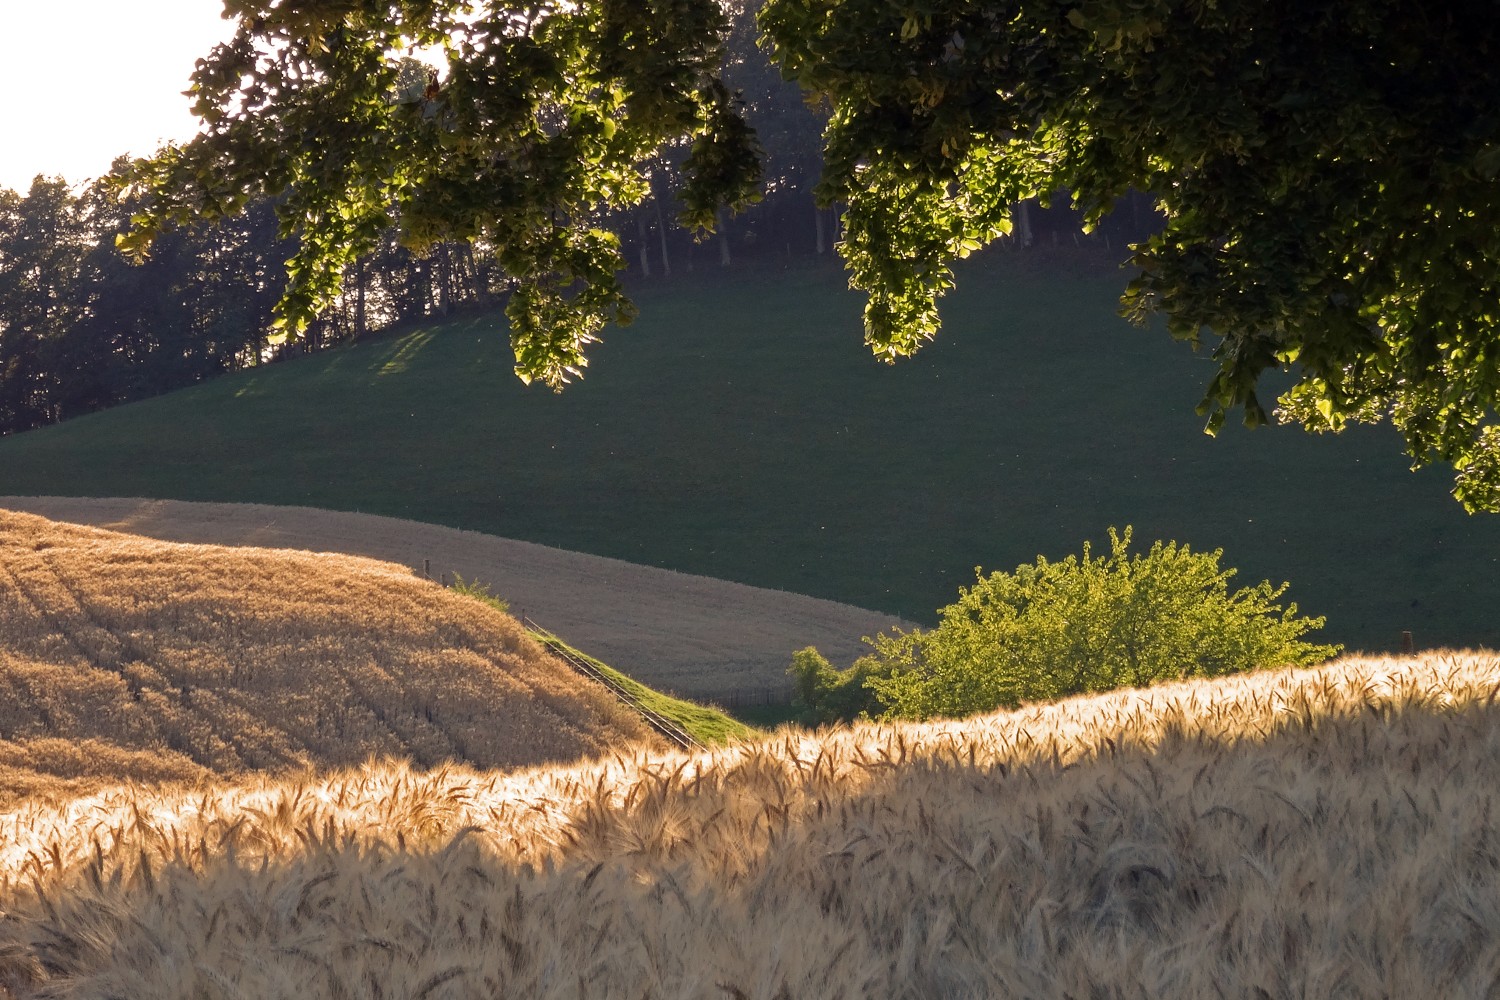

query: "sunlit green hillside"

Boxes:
[2, 252, 1496, 649]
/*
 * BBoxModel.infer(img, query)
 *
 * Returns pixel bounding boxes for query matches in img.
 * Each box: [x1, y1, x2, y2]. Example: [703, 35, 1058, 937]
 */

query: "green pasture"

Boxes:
[2, 250, 1496, 653]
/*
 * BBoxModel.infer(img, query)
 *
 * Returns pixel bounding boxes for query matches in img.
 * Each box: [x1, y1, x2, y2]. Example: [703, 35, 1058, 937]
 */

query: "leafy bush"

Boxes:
[793, 527, 1339, 724]
[787, 647, 884, 725]
[449, 574, 511, 615]
[865, 527, 1340, 720]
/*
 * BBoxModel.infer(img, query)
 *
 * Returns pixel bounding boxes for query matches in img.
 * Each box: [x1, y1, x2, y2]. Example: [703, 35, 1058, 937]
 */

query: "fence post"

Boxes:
[1400, 630, 1414, 655]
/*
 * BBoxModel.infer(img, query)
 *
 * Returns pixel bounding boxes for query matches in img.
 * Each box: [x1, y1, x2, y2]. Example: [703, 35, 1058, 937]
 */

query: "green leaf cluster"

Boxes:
[121, 0, 761, 389]
[786, 646, 884, 725]
[761, 0, 1500, 509]
[795, 527, 1338, 723]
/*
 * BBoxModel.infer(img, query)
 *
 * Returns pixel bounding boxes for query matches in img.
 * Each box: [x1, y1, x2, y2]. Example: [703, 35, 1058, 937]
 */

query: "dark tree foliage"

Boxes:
[0, 172, 296, 434]
[606, 0, 839, 275]
[1, 151, 679, 437]
[760, 0, 1500, 509]
[0, 181, 79, 431]
[120, 0, 762, 389]
[111, 1, 1500, 508]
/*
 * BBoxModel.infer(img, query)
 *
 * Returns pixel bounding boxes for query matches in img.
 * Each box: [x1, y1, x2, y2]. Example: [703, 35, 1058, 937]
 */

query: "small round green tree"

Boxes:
[786, 646, 884, 725]
[863, 527, 1339, 721]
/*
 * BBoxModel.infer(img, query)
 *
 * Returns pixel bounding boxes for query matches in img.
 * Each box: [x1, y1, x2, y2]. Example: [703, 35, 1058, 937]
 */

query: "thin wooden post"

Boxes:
[1400, 630, 1414, 655]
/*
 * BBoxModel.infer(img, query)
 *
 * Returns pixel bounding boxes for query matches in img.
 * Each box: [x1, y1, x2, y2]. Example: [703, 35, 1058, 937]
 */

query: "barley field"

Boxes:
[0, 509, 657, 807]
[3, 638, 1500, 996]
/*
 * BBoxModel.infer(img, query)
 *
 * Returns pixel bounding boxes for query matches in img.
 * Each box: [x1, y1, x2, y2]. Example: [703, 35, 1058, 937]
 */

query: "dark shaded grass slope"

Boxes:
[0, 510, 656, 806]
[1, 253, 1496, 649]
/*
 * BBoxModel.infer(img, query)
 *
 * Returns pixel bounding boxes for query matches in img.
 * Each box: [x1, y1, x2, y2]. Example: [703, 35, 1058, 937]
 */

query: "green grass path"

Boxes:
[526, 626, 760, 746]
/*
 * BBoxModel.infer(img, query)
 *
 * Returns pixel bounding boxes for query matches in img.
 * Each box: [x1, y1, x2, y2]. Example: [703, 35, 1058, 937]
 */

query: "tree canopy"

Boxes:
[124, 1, 1500, 508]
[120, 0, 761, 389]
[759, 0, 1500, 510]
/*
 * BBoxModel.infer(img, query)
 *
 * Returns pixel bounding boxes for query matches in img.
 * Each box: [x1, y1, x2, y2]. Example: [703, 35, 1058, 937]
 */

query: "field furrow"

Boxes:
[0, 510, 658, 806]
[0, 497, 909, 698]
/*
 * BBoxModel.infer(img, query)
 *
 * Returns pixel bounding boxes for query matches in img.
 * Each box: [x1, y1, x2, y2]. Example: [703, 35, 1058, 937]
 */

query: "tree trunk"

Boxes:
[635, 212, 652, 277]
[653, 197, 672, 277]
[354, 259, 368, 339]
[449, 242, 473, 308]
[464, 243, 490, 308]
[406, 259, 429, 321]
[436, 243, 453, 315]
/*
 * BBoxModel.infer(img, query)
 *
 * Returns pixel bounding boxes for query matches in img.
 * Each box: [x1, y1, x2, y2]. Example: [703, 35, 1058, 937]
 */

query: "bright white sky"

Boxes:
[0, 1, 236, 192]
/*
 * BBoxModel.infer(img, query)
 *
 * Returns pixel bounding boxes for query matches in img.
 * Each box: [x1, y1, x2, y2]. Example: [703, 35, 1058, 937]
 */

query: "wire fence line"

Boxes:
[713, 686, 796, 711]
[523, 617, 709, 755]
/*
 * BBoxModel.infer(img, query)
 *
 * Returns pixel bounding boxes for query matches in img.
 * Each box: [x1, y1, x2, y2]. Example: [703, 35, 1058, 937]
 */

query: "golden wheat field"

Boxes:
[0, 509, 657, 807]
[4, 638, 1500, 996]
[0, 496, 910, 700]
[6, 507, 1500, 997]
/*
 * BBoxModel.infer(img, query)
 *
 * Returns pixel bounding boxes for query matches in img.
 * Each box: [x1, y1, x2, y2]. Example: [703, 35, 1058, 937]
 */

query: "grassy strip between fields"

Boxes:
[525, 629, 761, 747]
[450, 576, 765, 746]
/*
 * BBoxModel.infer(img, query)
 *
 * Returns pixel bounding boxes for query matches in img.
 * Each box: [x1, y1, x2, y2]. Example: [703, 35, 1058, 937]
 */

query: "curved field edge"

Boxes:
[0, 258, 1496, 652]
[0, 496, 909, 700]
[0, 508, 659, 807]
[3, 649, 1500, 997]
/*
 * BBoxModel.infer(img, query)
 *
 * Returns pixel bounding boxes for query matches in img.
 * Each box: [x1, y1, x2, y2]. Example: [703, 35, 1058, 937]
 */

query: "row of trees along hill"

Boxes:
[1, 174, 275, 434]
[0, 167, 1137, 438]
[0, 169, 511, 436]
